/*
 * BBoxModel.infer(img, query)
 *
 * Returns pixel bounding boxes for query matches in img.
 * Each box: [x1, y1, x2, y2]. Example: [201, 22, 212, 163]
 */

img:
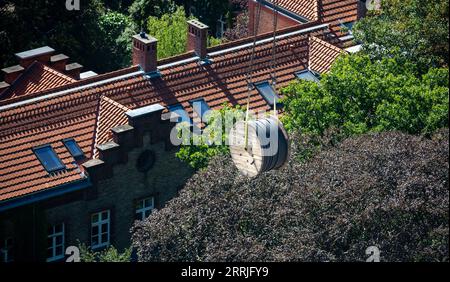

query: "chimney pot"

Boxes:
[187, 20, 209, 59]
[132, 32, 158, 73]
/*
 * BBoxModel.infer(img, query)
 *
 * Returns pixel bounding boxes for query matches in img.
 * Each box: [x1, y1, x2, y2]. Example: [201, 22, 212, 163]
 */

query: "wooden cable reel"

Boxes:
[229, 117, 290, 177]
[229, 0, 290, 177]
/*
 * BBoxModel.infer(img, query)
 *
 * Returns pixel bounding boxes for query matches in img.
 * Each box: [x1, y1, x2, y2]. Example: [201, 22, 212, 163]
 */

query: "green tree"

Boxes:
[280, 54, 449, 137]
[129, 0, 176, 28]
[176, 104, 244, 169]
[96, 11, 136, 71]
[146, 6, 222, 60]
[353, 0, 449, 72]
[147, 6, 191, 59]
[0, 0, 108, 72]
[79, 243, 132, 262]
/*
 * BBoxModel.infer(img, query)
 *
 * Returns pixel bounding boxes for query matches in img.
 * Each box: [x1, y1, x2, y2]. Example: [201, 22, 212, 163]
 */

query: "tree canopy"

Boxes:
[353, 0, 449, 72]
[132, 129, 449, 262]
[280, 54, 449, 137]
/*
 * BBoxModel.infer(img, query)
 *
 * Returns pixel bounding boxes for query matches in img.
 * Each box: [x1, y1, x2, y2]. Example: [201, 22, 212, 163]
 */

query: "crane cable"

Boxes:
[271, 0, 279, 117]
[244, 0, 279, 149]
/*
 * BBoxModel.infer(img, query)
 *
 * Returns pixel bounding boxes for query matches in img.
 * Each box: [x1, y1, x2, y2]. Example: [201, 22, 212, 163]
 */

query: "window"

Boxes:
[169, 104, 191, 124]
[255, 82, 281, 106]
[33, 145, 65, 172]
[63, 139, 84, 160]
[47, 223, 65, 262]
[135, 197, 155, 221]
[0, 238, 14, 262]
[191, 99, 211, 122]
[91, 210, 110, 249]
[340, 21, 355, 34]
[295, 70, 320, 82]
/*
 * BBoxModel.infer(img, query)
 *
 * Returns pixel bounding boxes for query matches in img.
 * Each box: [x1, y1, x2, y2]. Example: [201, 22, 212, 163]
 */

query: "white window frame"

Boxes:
[46, 223, 65, 262]
[136, 197, 155, 221]
[91, 210, 110, 249]
[0, 237, 14, 262]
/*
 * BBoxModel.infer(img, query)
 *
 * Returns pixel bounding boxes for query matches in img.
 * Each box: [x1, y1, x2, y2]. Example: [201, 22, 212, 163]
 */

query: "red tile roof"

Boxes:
[264, 0, 359, 46]
[93, 96, 130, 158]
[0, 61, 76, 100]
[309, 36, 345, 73]
[277, 0, 319, 21]
[0, 23, 345, 204]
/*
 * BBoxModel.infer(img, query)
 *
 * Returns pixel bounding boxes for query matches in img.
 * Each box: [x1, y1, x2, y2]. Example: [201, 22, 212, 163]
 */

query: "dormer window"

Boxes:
[255, 81, 281, 107]
[295, 69, 321, 82]
[33, 145, 65, 172]
[63, 139, 84, 160]
[169, 104, 191, 124]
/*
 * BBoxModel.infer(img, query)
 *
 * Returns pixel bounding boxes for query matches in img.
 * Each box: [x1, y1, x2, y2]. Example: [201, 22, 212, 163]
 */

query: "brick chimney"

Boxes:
[65, 63, 83, 80]
[1, 65, 24, 84]
[187, 20, 209, 59]
[50, 54, 69, 72]
[15, 46, 55, 68]
[132, 31, 158, 73]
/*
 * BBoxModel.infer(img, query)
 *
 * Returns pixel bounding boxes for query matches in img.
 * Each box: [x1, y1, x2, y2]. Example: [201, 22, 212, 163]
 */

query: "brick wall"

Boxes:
[248, 0, 299, 35]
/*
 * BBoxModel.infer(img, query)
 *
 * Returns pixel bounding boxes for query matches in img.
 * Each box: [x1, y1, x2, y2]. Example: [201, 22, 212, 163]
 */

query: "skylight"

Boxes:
[168, 104, 191, 124]
[33, 145, 65, 172]
[255, 82, 280, 107]
[63, 139, 85, 160]
[191, 99, 211, 122]
[295, 70, 320, 82]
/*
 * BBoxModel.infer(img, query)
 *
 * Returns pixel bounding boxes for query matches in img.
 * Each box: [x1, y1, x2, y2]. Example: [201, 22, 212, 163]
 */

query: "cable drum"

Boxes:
[229, 116, 289, 177]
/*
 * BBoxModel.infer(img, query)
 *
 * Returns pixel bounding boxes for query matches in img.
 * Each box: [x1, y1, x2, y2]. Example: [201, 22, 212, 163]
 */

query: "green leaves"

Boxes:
[353, 0, 449, 73]
[176, 104, 244, 170]
[147, 6, 190, 59]
[280, 54, 449, 137]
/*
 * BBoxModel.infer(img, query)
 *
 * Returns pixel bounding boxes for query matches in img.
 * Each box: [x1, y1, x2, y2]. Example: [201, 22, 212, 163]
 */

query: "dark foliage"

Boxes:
[132, 129, 449, 262]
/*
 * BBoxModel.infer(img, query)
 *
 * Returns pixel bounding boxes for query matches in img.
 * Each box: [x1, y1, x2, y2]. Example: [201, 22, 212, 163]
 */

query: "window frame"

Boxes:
[295, 69, 321, 82]
[0, 237, 14, 263]
[46, 223, 65, 262]
[135, 197, 155, 221]
[63, 138, 85, 160]
[90, 210, 111, 250]
[33, 145, 66, 173]
[254, 81, 281, 107]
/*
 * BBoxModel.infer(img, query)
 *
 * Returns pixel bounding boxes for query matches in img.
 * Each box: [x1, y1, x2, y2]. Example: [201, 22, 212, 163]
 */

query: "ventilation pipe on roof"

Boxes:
[187, 20, 209, 60]
[132, 31, 158, 74]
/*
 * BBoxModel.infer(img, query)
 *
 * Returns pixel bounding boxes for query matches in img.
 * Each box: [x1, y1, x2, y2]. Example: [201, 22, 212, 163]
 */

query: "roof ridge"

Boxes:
[100, 95, 130, 112]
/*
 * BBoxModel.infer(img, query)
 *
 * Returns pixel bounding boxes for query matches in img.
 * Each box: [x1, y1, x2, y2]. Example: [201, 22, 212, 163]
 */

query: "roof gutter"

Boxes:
[0, 178, 92, 212]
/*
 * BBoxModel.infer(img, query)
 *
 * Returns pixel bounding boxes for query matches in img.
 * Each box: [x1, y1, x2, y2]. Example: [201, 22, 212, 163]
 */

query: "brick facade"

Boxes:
[248, 0, 299, 36]
[1, 111, 193, 262]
